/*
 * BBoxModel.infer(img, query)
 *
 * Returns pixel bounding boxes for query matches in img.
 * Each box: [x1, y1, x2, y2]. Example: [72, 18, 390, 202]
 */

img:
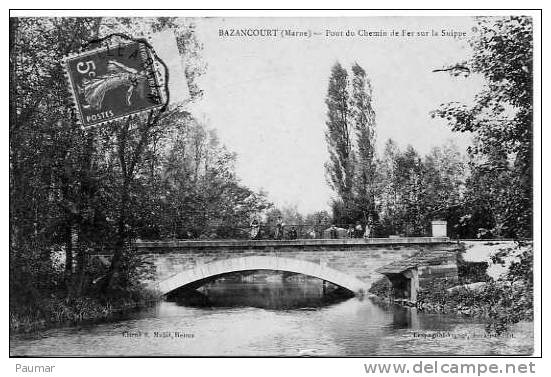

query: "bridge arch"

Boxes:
[154, 255, 368, 295]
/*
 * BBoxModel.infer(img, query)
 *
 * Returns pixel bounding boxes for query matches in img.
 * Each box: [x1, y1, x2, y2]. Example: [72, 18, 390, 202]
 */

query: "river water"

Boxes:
[10, 273, 533, 356]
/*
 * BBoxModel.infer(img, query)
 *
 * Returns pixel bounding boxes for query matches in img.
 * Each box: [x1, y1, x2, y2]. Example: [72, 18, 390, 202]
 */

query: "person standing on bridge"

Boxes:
[364, 216, 373, 238]
[250, 218, 260, 239]
[275, 216, 285, 240]
[364, 224, 371, 238]
[289, 226, 298, 240]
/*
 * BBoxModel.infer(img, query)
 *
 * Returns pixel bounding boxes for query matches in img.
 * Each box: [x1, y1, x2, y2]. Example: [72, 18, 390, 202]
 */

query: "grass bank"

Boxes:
[9, 290, 159, 334]
[416, 279, 532, 334]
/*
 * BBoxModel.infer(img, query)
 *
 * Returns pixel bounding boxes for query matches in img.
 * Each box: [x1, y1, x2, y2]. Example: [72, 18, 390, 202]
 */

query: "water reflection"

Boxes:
[166, 270, 354, 310]
[9, 271, 534, 356]
[392, 306, 420, 330]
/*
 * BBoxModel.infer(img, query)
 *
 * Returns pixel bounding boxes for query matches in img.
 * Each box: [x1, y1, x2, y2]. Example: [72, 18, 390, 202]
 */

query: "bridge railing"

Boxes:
[138, 223, 373, 241]
[251, 224, 369, 240]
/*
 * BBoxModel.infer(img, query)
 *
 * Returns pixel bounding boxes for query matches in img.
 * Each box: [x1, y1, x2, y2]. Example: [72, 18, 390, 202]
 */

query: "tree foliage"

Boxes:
[376, 140, 466, 237]
[9, 17, 271, 309]
[322, 61, 468, 237]
[433, 16, 533, 238]
[325, 62, 355, 212]
[350, 63, 378, 222]
[324, 17, 533, 240]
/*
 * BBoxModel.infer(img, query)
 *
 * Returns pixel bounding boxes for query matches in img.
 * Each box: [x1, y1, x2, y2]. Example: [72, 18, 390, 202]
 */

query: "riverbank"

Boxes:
[370, 241, 533, 334]
[416, 280, 532, 334]
[10, 291, 159, 334]
[370, 279, 533, 335]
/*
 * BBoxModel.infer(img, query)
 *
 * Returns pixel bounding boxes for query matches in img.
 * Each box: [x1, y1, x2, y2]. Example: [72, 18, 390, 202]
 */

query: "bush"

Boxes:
[458, 261, 491, 284]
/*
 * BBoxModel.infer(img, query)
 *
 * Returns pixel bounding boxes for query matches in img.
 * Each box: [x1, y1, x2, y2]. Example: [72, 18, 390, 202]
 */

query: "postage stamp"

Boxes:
[63, 40, 165, 128]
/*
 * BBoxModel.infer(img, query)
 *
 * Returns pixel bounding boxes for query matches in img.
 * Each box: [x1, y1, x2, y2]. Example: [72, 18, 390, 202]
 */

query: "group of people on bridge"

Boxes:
[249, 216, 373, 240]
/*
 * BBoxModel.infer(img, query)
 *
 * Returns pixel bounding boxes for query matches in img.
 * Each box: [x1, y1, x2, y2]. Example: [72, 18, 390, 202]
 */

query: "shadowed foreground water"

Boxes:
[10, 275, 533, 356]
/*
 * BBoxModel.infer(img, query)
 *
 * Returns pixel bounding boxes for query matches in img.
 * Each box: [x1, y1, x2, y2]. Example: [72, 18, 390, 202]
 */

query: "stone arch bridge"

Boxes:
[125, 237, 457, 296]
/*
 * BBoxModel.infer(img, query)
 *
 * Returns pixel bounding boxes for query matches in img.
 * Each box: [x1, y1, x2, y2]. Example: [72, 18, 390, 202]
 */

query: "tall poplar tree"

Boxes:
[350, 63, 377, 223]
[324, 62, 355, 222]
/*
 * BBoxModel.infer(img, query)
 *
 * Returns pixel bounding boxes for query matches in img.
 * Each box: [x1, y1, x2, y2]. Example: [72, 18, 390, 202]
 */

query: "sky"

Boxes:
[186, 17, 485, 214]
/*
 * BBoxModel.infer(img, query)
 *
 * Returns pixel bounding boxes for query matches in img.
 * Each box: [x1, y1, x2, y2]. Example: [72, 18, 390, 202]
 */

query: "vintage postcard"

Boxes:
[9, 12, 539, 358]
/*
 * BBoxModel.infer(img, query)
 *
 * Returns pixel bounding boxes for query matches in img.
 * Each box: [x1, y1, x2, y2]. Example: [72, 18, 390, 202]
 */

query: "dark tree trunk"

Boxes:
[103, 183, 129, 293]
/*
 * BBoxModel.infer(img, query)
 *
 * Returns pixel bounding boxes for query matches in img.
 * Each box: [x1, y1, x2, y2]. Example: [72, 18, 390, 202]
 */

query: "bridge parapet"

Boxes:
[135, 237, 453, 253]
